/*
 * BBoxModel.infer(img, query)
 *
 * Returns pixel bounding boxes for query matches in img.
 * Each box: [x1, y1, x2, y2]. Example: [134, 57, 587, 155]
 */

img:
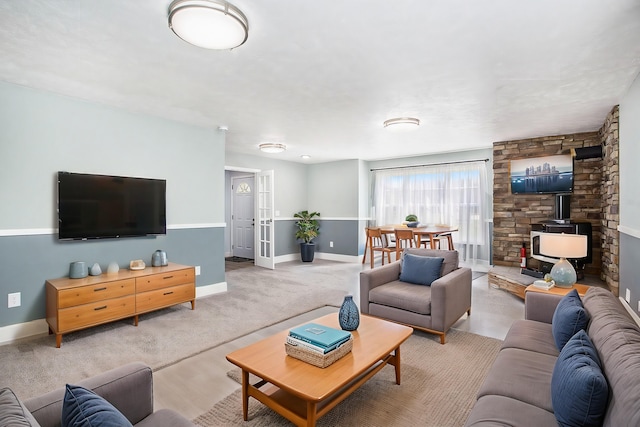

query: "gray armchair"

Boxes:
[360, 248, 472, 344]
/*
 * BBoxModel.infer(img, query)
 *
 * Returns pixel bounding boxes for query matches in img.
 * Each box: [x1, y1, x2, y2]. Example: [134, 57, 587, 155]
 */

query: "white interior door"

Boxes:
[255, 170, 275, 269]
[231, 175, 255, 259]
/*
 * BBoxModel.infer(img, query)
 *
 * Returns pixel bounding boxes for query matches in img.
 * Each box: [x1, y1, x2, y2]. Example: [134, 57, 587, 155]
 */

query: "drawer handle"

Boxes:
[94, 305, 107, 311]
[94, 287, 107, 292]
[163, 275, 174, 280]
[163, 291, 174, 296]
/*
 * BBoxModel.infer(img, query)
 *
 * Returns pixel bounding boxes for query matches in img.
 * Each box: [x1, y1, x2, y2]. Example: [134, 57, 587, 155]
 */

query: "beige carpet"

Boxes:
[193, 329, 502, 427]
[0, 260, 354, 400]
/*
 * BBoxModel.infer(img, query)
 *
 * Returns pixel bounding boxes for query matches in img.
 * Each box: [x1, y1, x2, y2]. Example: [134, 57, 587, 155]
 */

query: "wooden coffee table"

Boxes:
[226, 313, 413, 427]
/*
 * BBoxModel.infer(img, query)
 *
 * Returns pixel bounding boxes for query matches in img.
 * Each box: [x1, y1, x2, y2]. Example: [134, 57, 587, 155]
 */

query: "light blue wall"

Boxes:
[0, 82, 226, 328]
[619, 71, 640, 317]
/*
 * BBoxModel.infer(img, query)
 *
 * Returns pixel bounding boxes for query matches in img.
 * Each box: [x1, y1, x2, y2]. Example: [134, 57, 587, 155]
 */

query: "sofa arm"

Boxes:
[24, 362, 154, 427]
[430, 267, 472, 332]
[524, 291, 563, 323]
[359, 261, 401, 314]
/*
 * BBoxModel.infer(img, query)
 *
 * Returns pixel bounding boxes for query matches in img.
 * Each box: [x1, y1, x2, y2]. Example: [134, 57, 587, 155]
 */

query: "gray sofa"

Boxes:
[465, 287, 640, 426]
[2, 362, 194, 427]
[360, 248, 472, 344]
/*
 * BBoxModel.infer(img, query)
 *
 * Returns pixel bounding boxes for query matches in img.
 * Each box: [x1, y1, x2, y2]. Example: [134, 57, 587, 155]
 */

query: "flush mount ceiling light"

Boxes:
[168, 0, 249, 50]
[383, 117, 420, 130]
[259, 143, 286, 153]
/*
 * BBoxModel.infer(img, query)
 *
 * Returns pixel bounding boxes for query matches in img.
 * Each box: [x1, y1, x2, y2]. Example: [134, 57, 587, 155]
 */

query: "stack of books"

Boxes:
[285, 323, 353, 368]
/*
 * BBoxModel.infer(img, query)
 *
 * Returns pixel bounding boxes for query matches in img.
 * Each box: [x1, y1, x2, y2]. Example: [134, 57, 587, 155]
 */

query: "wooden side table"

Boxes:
[525, 283, 590, 297]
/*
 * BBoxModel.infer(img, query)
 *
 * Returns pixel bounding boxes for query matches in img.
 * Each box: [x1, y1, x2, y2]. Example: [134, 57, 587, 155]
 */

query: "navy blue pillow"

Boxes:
[62, 384, 133, 427]
[551, 330, 609, 427]
[399, 254, 444, 286]
[552, 289, 590, 351]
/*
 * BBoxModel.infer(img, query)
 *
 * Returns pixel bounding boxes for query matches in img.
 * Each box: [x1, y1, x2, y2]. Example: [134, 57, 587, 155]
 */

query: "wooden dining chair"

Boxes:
[365, 227, 395, 268]
[437, 233, 454, 250]
[394, 228, 415, 260]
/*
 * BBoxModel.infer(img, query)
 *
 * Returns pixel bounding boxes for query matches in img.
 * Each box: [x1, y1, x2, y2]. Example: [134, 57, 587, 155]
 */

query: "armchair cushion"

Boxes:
[399, 254, 444, 286]
[369, 281, 432, 315]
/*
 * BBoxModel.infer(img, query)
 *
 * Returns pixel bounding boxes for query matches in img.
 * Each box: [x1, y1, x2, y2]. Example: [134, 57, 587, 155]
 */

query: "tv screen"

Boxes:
[57, 172, 166, 240]
[510, 154, 573, 194]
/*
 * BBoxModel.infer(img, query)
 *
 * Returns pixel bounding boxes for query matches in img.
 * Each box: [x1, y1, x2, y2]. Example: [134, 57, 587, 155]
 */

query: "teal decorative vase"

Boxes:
[339, 295, 360, 331]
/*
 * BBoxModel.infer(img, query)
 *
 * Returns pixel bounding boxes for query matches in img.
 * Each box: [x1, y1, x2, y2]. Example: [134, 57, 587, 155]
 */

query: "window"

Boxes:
[372, 161, 488, 260]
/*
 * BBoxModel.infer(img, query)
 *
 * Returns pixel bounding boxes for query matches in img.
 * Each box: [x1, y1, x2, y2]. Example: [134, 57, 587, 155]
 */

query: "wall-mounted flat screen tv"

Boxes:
[57, 172, 166, 240]
[510, 154, 573, 194]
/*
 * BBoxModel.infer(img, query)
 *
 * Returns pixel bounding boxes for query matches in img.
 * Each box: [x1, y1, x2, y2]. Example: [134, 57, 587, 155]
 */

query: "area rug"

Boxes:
[193, 329, 502, 427]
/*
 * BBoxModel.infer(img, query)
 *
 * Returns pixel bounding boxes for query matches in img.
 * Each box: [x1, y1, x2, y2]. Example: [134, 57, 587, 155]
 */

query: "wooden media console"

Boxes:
[45, 262, 195, 347]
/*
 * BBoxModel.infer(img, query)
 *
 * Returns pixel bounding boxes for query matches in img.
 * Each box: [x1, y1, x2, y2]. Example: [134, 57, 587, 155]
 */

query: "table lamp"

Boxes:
[539, 233, 588, 288]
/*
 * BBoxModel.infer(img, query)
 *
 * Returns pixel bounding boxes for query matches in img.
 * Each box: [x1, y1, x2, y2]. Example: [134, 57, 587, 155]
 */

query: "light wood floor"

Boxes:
[152, 269, 525, 420]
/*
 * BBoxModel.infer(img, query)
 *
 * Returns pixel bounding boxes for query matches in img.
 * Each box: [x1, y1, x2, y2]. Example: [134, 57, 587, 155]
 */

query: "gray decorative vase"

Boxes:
[69, 261, 88, 279]
[338, 295, 360, 331]
[89, 263, 102, 276]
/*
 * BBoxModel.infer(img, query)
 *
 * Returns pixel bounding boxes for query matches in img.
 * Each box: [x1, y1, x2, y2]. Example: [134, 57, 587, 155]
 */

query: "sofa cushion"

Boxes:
[582, 287, 640, 427]
[476, 348, 556, 412]
[552, 289, 590, 351]
[369, 280, 432, 315]
[399, 254, 443, 286]
[463, 394, 557, 427]
[501, 319, 559, 357]
[62, 384, 133, 427]
[551, 330, 608, 427]
[0, 387, 40, 427]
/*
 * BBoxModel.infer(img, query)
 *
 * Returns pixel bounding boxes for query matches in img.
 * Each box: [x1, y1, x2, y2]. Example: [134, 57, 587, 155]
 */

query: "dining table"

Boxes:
[362, 224, 458, 264]
[378, 224, 458, 250]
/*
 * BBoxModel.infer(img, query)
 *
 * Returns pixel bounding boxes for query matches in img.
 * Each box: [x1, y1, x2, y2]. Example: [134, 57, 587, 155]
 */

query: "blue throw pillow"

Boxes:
[552, 289, 590, 351]
[551, 330, 609, 427]
[62, 385, 132, 427]
[399, 254, 444, 286]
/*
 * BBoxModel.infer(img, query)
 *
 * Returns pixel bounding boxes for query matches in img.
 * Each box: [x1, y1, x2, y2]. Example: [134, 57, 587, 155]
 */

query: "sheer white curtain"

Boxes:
[372, 161, 488, 262]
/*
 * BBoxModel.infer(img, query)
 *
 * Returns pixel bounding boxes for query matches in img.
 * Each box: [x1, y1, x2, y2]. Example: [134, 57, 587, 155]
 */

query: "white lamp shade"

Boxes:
[539, 233, 588, 259]
[169, 0, 249, 50]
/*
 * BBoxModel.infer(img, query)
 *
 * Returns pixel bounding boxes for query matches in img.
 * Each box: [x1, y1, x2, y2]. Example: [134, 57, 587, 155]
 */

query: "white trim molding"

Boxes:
[618, 225, 640, 240]
[196, 281, 228, 298]
[168, 223, 226, 229]
[0, 223, 227, 236]
[620, 297, 640, 327]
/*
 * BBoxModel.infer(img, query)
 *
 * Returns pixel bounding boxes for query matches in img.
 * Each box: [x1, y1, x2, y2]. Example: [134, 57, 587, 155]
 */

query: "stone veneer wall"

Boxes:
[493, 133, 604, 277]
[599, 106, 620, 295]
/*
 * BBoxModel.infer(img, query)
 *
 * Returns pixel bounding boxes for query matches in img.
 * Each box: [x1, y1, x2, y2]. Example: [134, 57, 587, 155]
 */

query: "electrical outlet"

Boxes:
[195, 266, 201, 276]
[625, 288, 631, 303]
[8, 292, 21, 308]
[330, 241, 334, 248]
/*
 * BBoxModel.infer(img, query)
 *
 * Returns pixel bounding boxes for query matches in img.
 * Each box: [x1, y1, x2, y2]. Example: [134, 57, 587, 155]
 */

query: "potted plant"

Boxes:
[294, 210, 321, 262]
[405, 214, 420, 228]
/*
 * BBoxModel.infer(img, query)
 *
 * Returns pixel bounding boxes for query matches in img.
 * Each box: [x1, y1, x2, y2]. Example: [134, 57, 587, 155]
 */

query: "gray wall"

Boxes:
[619, 71, 640, 317]
[0, 82, 226, 328]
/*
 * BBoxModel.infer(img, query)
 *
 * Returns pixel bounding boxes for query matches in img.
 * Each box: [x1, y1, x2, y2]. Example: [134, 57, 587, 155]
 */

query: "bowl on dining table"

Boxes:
[406, 222, 420, 228]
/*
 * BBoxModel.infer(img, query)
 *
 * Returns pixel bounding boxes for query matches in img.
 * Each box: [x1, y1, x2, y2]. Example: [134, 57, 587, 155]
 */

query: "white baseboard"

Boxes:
[0, 318, 49, 345]
[275, 252, 360, 264]
[620, 297, 640, 327]
[196, 281, 228, 298]
[315, 252, 361, 263]
[0, 283, 229, 346]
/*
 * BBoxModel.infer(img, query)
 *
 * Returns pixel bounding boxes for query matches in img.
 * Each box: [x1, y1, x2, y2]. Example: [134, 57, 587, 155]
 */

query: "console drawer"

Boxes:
[136, 268, 195, 293]
[58, 295, 136, 331]
[58, 279, 135, 309]
[136, 283, 195, 313]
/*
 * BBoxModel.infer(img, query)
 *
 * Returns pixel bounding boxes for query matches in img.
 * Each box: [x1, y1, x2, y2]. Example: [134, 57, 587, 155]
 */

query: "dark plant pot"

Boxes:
[300, 242, 315, 262]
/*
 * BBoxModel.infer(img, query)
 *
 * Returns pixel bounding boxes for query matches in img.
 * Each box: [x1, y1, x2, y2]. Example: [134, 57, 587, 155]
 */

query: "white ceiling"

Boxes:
[1, 0, 639, 163]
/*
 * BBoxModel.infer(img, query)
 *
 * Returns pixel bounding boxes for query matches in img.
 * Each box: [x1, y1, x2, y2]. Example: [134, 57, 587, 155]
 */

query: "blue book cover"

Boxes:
[289, 323, 351, 349]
